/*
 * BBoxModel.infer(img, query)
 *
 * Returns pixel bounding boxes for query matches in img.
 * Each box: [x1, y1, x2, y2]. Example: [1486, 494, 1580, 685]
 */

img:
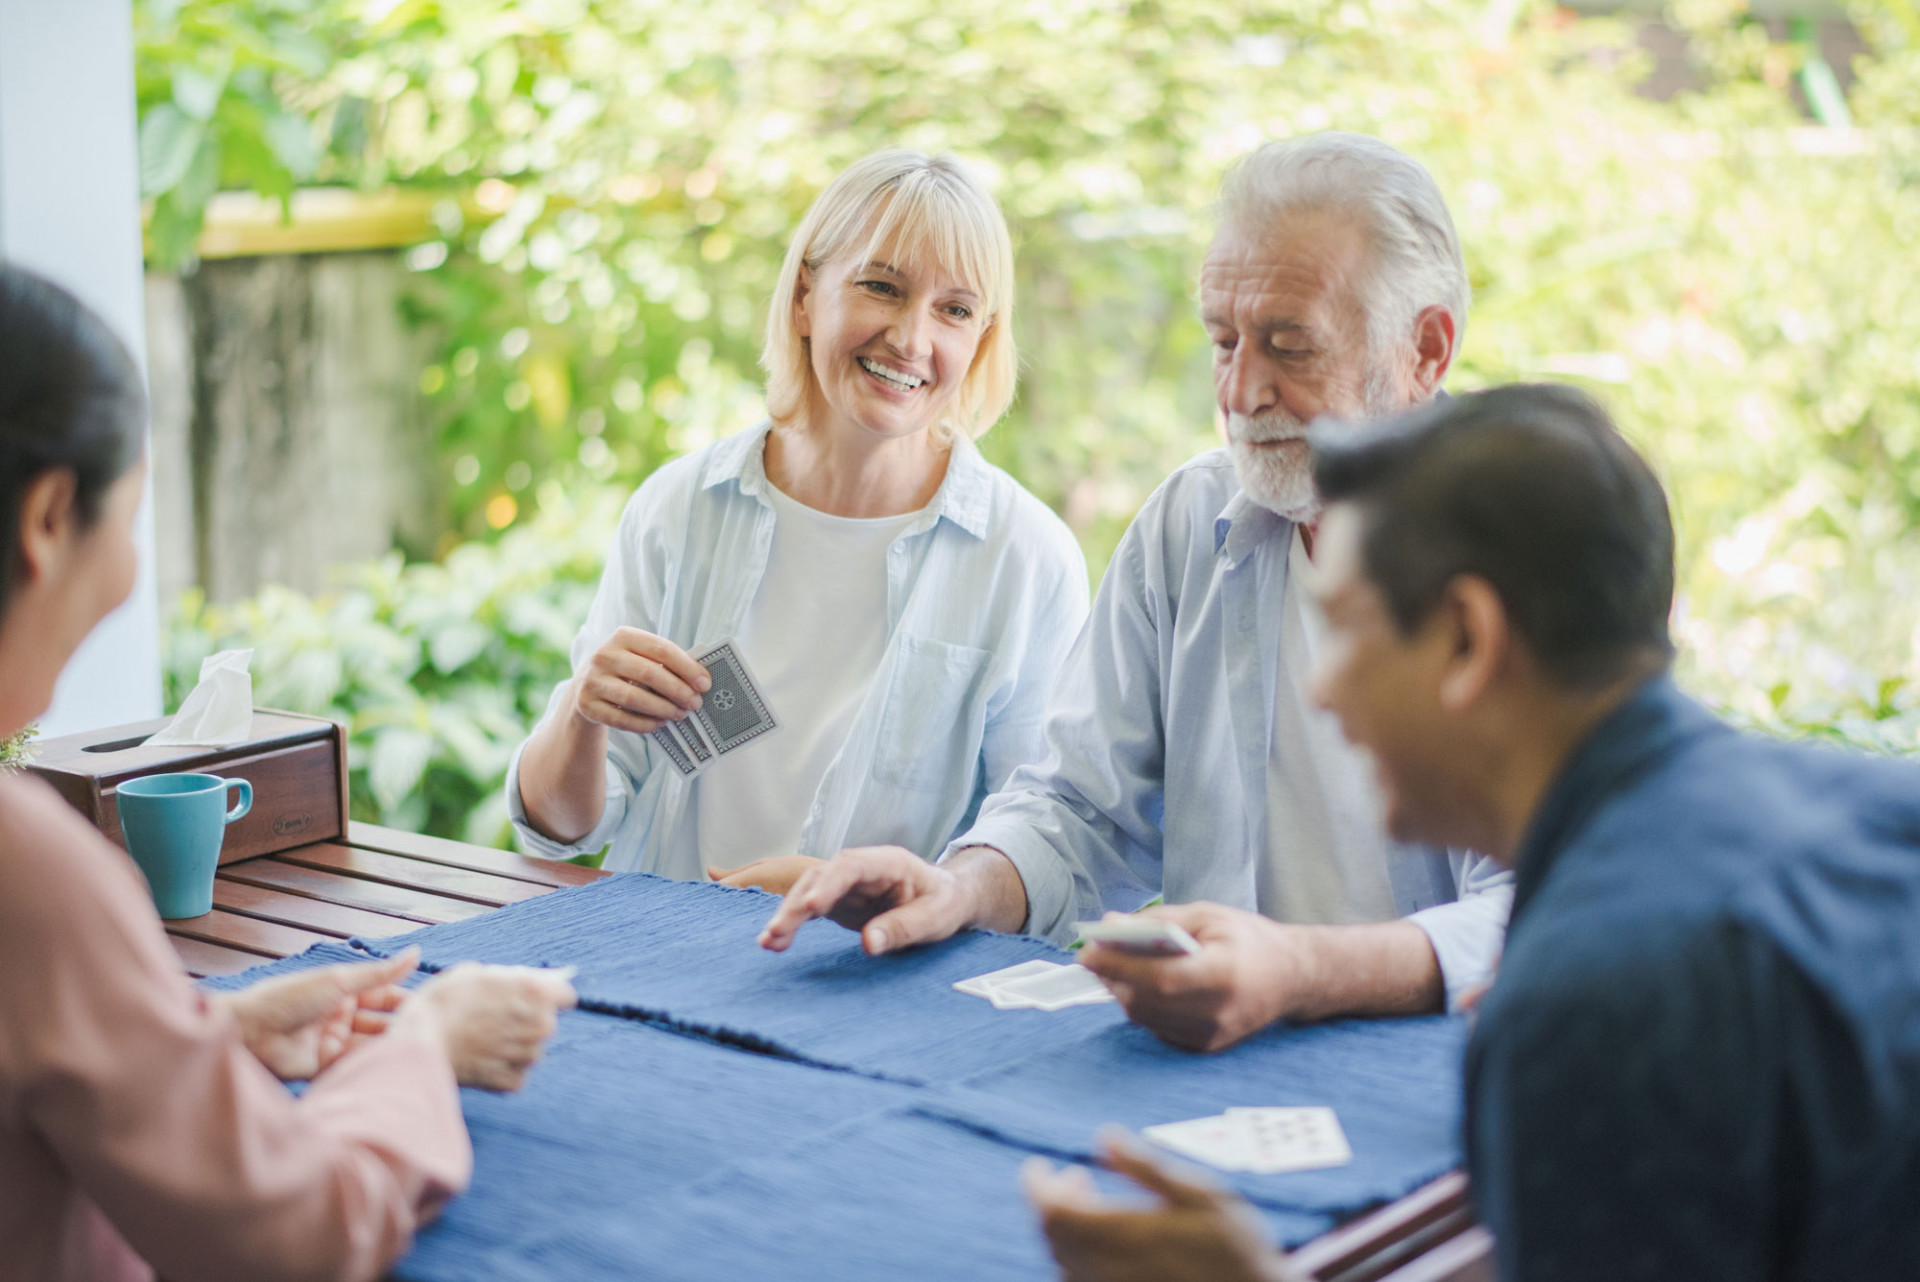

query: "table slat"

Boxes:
[169, 934, 272, 978]
[348, 821, 605, 888]
[1290, 1172, 1472, 1282]
[277, 843, 553, 908]
[219, 859, 493, 923]
[211, 879, 421, 939]
[168, 909, 334, 958]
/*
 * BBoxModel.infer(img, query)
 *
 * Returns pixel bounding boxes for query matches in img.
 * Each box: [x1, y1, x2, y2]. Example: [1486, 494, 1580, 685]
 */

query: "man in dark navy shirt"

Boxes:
[1026, 383, 1920, 1282]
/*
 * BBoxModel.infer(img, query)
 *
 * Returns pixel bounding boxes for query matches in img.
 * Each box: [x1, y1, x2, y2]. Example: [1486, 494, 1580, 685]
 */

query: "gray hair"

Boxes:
[1216, 132, 1470, 358]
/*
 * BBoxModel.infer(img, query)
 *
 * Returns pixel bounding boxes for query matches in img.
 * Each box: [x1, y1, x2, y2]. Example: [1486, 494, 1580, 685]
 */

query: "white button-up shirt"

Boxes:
[507, 421, 1090, 878]
[950, 448, 1511, 1009]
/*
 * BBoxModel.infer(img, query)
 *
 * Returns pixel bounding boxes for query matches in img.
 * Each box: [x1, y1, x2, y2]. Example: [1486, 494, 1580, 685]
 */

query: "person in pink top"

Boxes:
[0, 263, 578, 1282]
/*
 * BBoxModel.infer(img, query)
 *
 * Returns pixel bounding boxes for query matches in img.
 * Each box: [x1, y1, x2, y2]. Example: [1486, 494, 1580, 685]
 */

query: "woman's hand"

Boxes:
[391, 962, 578, 1092]
[707, 855, 824, 895]
[219, 949, 421, 1081]
[569, 626, 710, 735]
[1023, 1129, 1300, 1282]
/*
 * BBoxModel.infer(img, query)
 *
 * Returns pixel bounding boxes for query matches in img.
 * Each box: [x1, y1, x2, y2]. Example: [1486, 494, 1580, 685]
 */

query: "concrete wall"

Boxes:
[146, 252, 438, 605]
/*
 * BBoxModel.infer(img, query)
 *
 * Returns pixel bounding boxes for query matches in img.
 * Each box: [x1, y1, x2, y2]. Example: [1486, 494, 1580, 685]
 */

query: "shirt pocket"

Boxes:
[872, 634, 995, 793]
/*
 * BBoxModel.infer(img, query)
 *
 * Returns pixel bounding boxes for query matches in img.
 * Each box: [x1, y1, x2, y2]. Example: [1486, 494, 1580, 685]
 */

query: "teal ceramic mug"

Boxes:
[116, 772, 253, 919]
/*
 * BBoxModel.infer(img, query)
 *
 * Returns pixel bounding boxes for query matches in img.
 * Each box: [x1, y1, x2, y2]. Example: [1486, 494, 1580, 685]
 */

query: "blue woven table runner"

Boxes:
[924, 1015, 1467, 1217]
[203, 872, 1467, 1277]
[505, 1110, 1339, 1281]
[350, 872, 1127, 1084]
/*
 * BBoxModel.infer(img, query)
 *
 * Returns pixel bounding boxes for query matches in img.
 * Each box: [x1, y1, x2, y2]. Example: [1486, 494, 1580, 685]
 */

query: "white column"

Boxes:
[0, 0, 163, 736]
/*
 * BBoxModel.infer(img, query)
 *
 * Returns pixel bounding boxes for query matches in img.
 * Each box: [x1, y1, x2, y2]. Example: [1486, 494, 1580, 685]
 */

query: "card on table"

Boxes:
[651, 638, 781, 779]
[951, 960, 1116, 1011]
[1143, 1106, 1352, 1174]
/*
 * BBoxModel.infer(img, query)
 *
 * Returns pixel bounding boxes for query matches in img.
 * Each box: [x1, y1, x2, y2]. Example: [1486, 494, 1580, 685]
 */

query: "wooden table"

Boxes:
[170, 823, 1491, 1282]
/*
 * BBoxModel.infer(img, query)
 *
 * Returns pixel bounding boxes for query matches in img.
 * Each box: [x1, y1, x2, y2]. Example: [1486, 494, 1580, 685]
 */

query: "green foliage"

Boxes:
[0, 725, 38, 771]
[166, 486, 618, 842]
[142, 0, 1920, 840]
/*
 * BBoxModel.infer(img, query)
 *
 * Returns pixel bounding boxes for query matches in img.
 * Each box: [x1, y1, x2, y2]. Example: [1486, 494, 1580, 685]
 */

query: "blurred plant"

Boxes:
[167, 485, 618, 843]
[0, 725, 38, 771]
[141, 0, 1920, 839]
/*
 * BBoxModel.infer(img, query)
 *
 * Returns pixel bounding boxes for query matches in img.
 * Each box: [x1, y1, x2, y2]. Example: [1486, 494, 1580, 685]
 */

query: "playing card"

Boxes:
[1071, 917, 1202, 957]
[987, 962, 1115, 1011]
[1141, 1115, 1261, 1170]
[952, 960, 1057, 999]
[1225, 1107, 1352, 1174]
[653, 719, 705, 778]
[690, 639, 781, 755]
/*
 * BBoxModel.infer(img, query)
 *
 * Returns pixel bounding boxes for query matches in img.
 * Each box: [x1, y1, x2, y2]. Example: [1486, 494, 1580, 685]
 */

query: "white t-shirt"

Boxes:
[692, 479, 923, 870]
[1259, 527, 1398, 923]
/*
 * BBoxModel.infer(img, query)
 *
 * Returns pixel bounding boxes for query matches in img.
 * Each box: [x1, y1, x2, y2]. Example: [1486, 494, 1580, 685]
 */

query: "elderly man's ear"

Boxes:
[1409, 305, 1457, 400]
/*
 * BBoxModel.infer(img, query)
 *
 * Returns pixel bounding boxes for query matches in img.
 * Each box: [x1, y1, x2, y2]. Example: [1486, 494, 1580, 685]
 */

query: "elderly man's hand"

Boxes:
[1076, 903, 1301, 1052]
[1024, 1129, 1301, 1282]
[757, 845, 976, 955]
[707, 854, 824, 896]
[218, 948, 421, 1081]
[392, 962, 578, 1092]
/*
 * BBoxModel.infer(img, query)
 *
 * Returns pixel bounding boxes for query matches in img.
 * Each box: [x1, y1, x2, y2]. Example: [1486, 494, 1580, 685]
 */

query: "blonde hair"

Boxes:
[762, 149, 1016, 444]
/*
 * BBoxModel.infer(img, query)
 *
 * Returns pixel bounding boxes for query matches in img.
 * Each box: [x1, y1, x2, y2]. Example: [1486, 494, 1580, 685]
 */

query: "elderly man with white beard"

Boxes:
[759, 132, 1511, 1048]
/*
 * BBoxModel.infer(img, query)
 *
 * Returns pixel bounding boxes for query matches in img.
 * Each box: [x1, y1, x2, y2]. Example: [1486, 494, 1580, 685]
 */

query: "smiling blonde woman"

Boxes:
[510, 150, 1089, 888]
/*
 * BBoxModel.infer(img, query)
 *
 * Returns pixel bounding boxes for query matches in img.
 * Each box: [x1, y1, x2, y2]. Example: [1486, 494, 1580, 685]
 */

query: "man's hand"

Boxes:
[391, 962, 578, 1092]
[570, 626, 710, 736]
[1079, 903, 1445, 1051]
[1024, 1129, 1300, 1282]
[757, 846, 977, 955]
[1077, 904, 1299, 1052]
[707, 854, 823, 896]
[219, 948, 421, 1081]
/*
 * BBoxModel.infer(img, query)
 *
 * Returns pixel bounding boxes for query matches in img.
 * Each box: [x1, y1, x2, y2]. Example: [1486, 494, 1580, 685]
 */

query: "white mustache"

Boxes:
[1225, 412, 1308, 446]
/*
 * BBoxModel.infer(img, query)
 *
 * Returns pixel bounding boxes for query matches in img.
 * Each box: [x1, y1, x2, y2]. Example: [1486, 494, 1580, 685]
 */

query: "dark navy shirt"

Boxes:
[1467, 676, 1920, 1280]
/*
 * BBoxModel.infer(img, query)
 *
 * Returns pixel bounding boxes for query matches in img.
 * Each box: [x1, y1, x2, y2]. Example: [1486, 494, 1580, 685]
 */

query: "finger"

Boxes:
[758, 859, 870, 950]
[1096, 1128, 1225, 1209]
[1077, 944, 1201, 993]
[596, 647, 703, 711]
[616, 628, 711, 696]
[355, 983, 408, 1014]
[351, 1009, 391, 1036]
[1021, 1157, 1101, 1212]
[707, 865, 731, 881]
[859, 892, 958, 956]
[584, 673, 686, 723]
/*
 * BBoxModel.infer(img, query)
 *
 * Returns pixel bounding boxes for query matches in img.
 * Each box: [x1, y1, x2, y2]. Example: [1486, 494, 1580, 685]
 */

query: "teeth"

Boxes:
[859, 357, 923, 390]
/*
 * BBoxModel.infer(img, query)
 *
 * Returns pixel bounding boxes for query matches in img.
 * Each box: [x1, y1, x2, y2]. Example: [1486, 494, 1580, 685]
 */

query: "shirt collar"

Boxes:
[700, 420, 991, 540]
[1507, 672, 1721, 926]
[1213, 488, 1289, 567]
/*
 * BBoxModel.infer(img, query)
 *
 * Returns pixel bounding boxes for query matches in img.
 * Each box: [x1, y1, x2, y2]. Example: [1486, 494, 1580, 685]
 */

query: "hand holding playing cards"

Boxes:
[570, 626, 710, 735]
[390, 962, 577, 1092]
[1077, 903, 1297, 1053]
[758, 845, 974, 954]
[1024, 1129, 1300, 1282]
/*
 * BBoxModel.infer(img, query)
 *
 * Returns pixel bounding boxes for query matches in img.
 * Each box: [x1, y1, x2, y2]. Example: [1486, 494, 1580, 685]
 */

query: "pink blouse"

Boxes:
[0, 774, 472, 1281]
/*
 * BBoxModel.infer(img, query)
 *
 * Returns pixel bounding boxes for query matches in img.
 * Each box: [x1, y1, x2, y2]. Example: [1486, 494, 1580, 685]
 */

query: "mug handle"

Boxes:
[221, 778, 253, 824]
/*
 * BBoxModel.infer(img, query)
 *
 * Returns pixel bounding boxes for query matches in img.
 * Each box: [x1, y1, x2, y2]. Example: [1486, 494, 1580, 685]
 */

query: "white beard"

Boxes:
[1225, 409, 1321, 523]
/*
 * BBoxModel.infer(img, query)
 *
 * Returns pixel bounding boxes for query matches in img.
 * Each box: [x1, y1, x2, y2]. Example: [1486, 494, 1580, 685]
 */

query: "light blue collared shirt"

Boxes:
[948, 449, 1511, 1009]
[507, 422, 1090, 879]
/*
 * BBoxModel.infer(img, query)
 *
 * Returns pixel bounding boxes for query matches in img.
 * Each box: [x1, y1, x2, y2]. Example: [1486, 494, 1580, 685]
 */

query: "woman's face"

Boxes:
[0, 457, 145, 734]
[795, 247, 988, 446]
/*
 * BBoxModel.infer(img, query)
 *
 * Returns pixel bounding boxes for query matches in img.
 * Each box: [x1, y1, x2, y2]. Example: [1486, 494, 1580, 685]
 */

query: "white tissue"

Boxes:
[147, 648, 255, 747]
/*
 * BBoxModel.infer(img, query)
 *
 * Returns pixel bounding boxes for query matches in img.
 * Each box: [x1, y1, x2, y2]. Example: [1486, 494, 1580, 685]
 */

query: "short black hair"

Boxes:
[1310, 384, 1675, 690]
[0, 263, 146, 611]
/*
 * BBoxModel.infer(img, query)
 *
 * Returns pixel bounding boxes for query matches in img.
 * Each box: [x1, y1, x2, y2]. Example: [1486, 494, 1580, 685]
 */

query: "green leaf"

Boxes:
[369, 726, 436, 815]
[263, 107, 319, 180]
[138, 103, 204, 195]
[171, 55, 230, 121]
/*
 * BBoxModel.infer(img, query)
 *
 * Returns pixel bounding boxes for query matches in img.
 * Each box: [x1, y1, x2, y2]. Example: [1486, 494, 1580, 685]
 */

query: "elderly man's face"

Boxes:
[1201, 210, 1408, 520]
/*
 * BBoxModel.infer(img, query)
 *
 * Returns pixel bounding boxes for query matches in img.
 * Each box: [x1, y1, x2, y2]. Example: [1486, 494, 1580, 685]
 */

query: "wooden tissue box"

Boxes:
[27, 709, 349, 864]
